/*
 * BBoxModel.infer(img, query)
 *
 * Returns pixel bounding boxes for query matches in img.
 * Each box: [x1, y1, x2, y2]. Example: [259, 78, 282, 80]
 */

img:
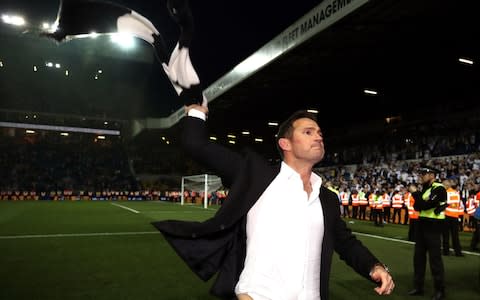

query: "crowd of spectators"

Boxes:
[317, 153, 480, 205]
[321, 118, 480, 166]
[1, 115, 479, 201]
[0, 129, 138, 194]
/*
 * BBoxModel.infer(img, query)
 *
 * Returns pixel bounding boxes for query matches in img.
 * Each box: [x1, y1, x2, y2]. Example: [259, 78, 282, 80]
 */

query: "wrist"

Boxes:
[187, 108, 207, 120]
[369, 262, 390, 277]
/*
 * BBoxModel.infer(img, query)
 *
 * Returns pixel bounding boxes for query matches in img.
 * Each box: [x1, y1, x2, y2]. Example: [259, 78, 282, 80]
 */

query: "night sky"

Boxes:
[0, 0, 325, 119]
[0, 0, 323, 86]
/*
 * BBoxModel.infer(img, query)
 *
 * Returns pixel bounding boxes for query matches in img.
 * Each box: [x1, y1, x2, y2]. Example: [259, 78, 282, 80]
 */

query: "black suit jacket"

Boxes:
[152, 116, 380, 299]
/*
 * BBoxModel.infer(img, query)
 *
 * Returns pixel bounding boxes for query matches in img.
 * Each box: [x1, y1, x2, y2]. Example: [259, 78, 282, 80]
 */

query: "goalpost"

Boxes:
[181, 174, 223, 208]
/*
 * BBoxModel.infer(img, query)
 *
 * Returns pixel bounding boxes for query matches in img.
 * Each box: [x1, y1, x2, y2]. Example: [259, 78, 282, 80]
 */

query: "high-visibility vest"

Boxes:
[382, 193, 391, 208]
[419, 182, 446, 220]
[351, 193, 360, 206]
[359, 191, 368, 205]
[327, 186, 340, 201]
[391, 193, 403, 208]
[406, 192, 419, 219]
[466, 195, 479, 216]
[340, 192, 350, 205]
[475, 192, 480, 213]
[369, 193, 376, 207]
[445, 188, 463, 218]
[375, 195, 384, 210]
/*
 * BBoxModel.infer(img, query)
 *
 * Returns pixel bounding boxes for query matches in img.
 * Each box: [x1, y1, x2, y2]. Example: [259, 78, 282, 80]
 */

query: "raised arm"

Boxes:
[181, 104, 244, 187]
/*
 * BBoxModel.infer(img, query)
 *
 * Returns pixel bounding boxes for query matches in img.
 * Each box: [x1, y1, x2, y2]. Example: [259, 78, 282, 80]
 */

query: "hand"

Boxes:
[185, 103, 208, 115]
[434, 203, 448, 215]
[370, 264, 395, 295]
[408, 185, 417, 193]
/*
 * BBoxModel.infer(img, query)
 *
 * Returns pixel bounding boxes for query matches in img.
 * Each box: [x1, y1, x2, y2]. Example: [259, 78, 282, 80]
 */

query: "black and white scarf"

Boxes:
[42, 0, 204, 106]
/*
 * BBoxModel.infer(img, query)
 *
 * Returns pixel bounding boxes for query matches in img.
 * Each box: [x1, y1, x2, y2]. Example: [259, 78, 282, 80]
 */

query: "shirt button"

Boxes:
[220, 224, 225, 230]
[191, 233, 197, 238]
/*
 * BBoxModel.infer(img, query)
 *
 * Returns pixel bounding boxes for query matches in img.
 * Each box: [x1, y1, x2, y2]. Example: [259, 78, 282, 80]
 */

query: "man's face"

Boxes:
[283, 117, 325, 164]
[419, 172, 435, 184]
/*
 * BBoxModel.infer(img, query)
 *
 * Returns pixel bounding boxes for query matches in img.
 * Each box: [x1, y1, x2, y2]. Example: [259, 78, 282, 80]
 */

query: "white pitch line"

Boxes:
[354, 231, 480, 257]
[1, 228, 478, 257]
[0, 231, 158, 239]
[152, 211, 213, 213]
[152, 201, 218, 211]
[111, 202, 140, 213]
[354, 232, 414, 245]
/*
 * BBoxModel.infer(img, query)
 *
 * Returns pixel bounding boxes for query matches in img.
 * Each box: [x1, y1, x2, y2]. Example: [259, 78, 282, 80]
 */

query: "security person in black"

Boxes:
[408, 165, 447, 300]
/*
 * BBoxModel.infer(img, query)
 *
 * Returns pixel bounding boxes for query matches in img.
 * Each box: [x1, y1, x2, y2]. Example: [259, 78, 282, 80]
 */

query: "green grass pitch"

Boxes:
[0, 201, 478, 299]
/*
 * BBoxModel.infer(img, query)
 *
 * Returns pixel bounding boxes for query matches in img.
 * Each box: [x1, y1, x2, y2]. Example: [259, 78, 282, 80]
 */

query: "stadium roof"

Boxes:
[1, 0, 479, 156]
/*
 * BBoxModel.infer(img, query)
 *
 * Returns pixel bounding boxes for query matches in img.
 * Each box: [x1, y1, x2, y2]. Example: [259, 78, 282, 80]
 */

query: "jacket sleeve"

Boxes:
[413, 187, 447, 211]
[329, 191, 380, 280]
[181, 116, 243, 187]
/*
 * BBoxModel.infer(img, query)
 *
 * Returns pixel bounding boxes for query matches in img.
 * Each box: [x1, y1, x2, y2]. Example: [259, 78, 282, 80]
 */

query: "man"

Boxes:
[351, 189, 360, 219]
[340, 187, 350, 218]
[468, 191, 480, 252]
[391, 189, 404, 224]
[408, 165, 447, 300]
[153, 105, 394, 299]
[373, 190, 384, 227]
[442, 179, 464, 256]
[382, 189, 392, 223]
[470, 203, 480, 252]
[405, 185, 420, 242]
[358, 187, 369, 220]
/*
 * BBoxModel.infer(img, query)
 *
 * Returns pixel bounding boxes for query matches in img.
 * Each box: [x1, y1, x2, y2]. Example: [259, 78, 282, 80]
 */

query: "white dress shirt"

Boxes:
[235, 162, 324, 300]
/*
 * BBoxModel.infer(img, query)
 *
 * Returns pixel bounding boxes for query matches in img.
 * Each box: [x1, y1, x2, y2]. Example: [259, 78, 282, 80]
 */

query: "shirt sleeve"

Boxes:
[187, 108, 206, 121]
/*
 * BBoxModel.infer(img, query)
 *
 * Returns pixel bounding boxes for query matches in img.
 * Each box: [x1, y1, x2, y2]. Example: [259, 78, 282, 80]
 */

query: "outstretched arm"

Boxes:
[328, 188, 395, 296]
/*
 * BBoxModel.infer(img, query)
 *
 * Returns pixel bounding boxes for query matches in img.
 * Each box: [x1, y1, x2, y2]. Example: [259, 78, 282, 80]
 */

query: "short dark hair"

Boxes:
[275, 110, 318, 158]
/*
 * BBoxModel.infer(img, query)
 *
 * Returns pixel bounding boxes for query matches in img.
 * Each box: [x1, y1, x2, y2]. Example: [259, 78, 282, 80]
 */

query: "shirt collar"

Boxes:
[280, 162, 323, 190]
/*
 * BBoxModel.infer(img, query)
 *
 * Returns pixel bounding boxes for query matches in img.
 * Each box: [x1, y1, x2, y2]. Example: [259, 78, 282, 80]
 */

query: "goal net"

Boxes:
[181, 174, 223, 208]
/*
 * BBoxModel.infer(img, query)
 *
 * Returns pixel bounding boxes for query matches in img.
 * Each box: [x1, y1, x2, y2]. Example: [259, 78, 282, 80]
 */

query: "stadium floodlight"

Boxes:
[364, 89, 378, 95]
[2, 14, 26, 26]
[89, 31, 99, 38]
[110, 33, 135, 49]
[458, 57, 474, 65]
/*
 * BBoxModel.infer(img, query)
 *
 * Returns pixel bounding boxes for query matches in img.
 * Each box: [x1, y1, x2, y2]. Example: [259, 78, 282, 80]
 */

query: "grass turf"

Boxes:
[0, 201, 478, 299]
